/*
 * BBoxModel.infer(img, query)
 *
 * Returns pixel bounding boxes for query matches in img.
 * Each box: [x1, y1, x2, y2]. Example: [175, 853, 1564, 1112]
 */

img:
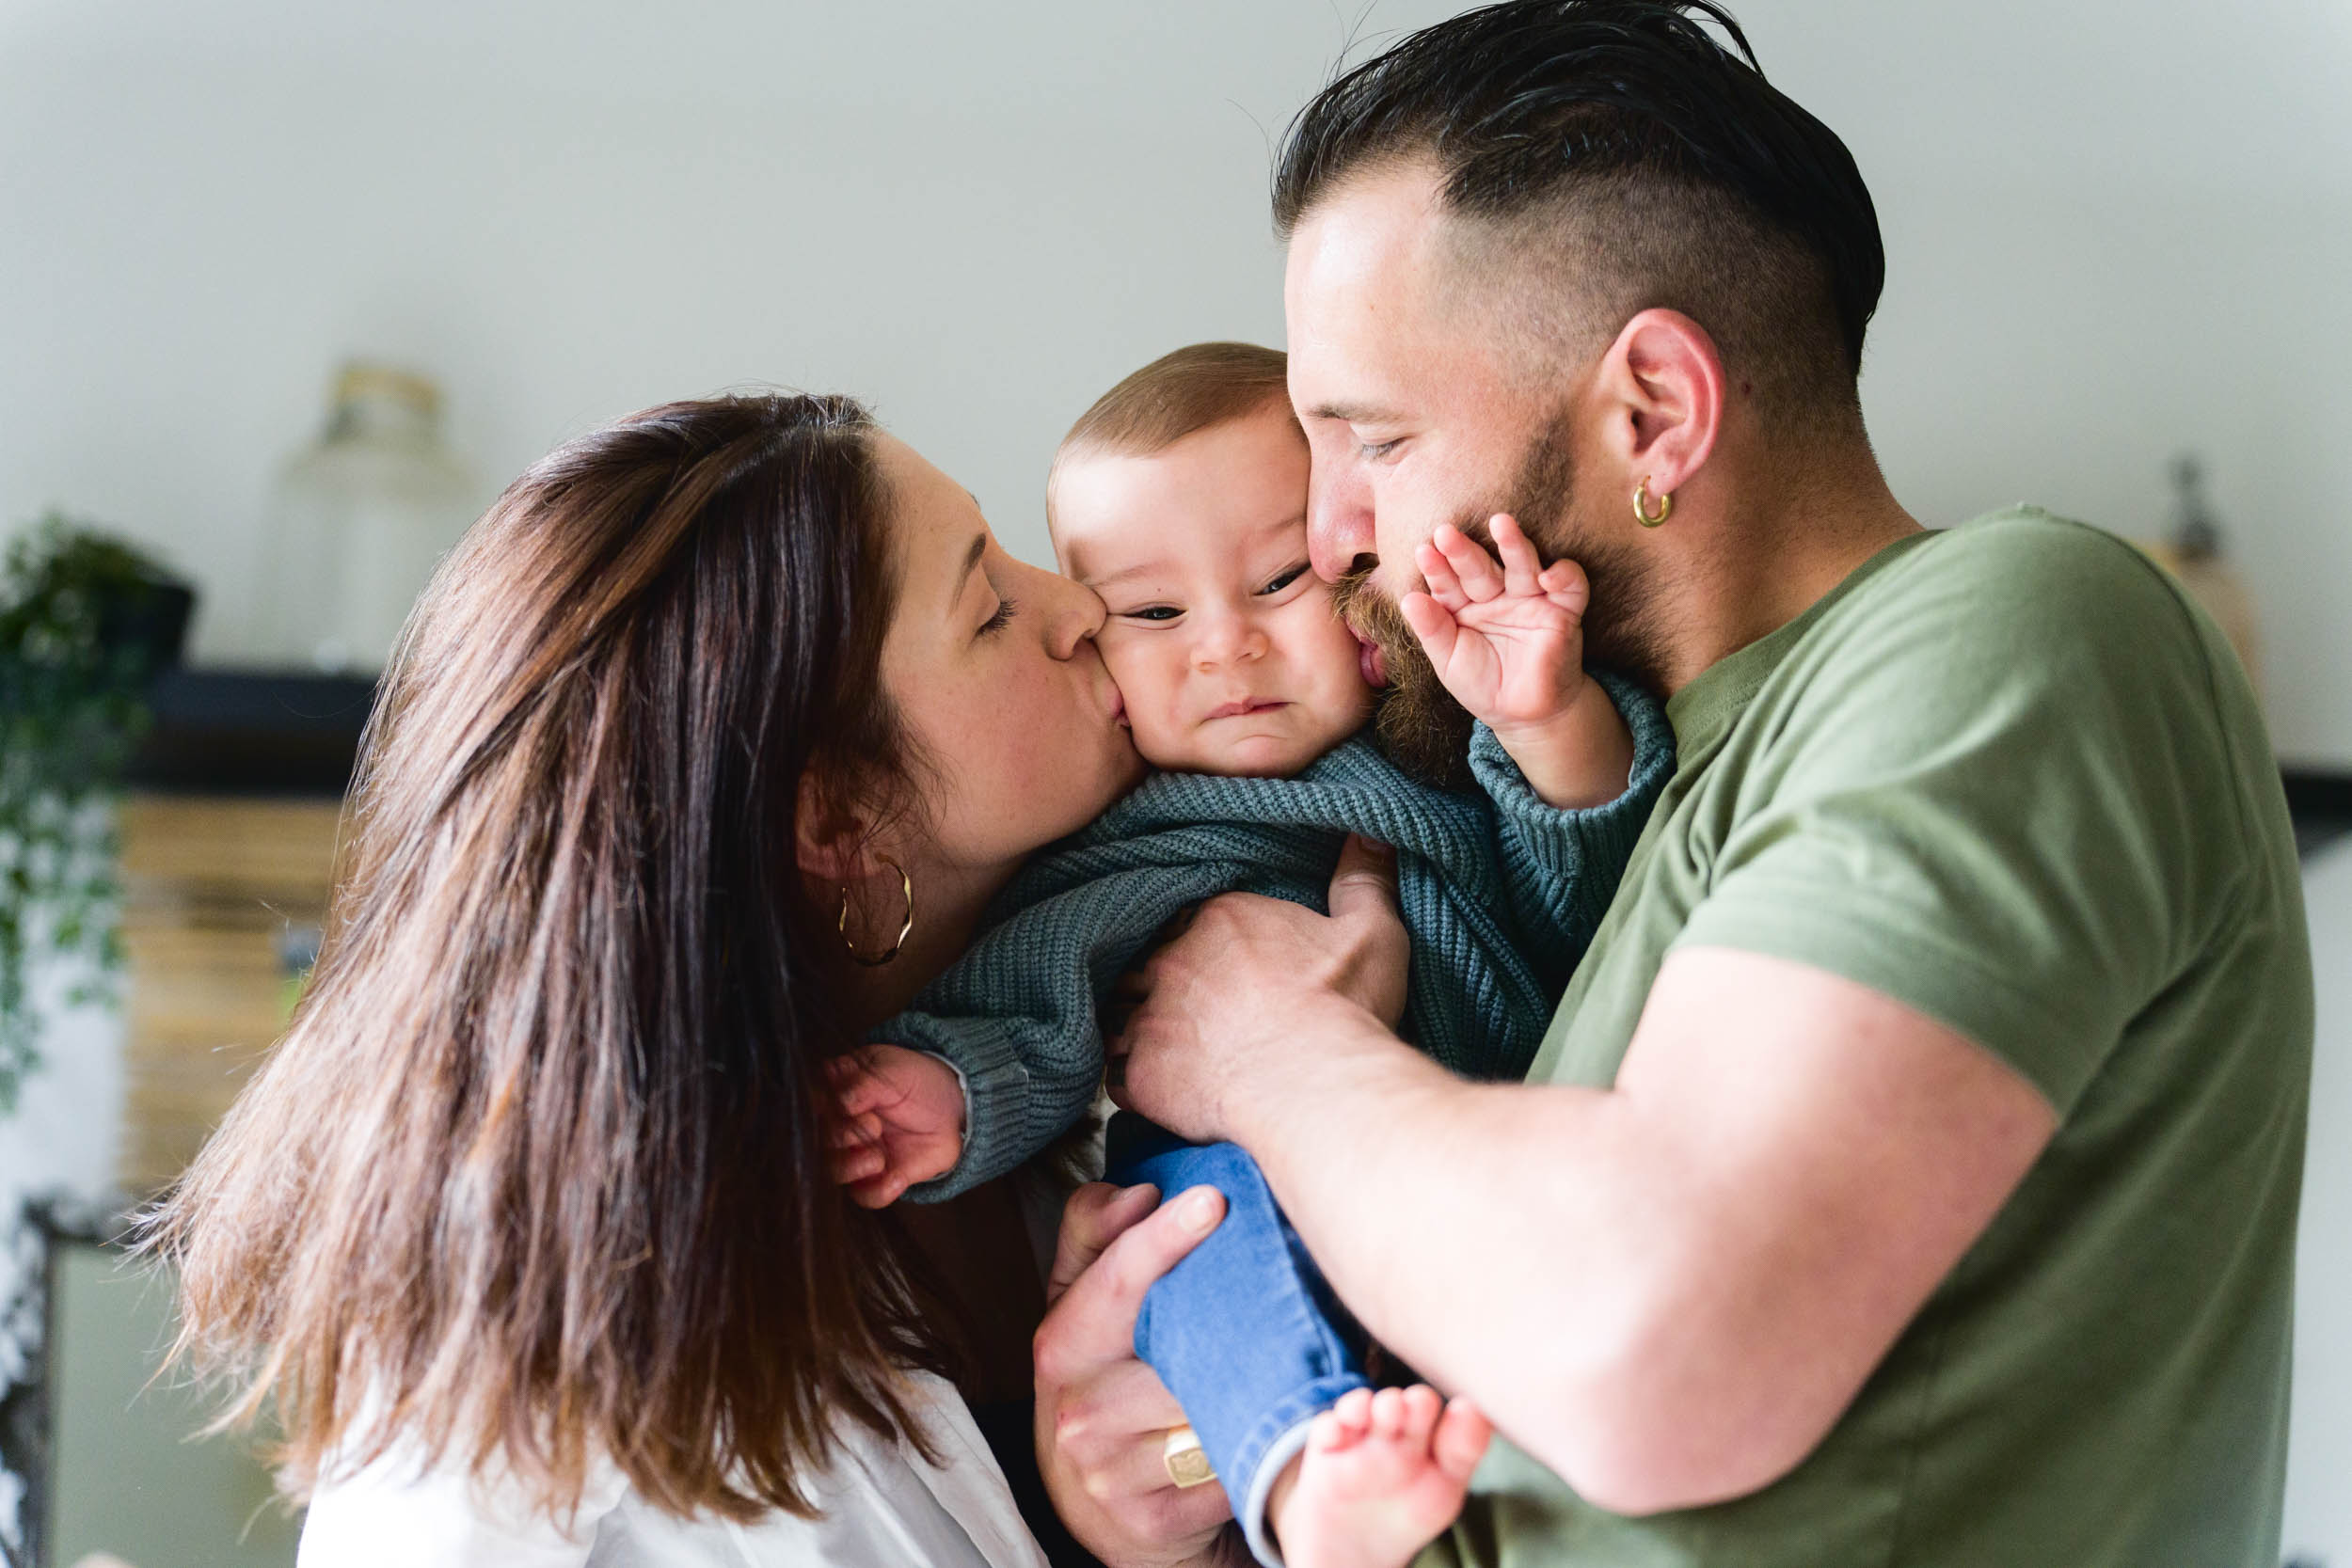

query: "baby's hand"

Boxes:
[1401, 515, 1631, 809]
[1402, 515, 1595, 731]
[827, 1044, 966, 1208]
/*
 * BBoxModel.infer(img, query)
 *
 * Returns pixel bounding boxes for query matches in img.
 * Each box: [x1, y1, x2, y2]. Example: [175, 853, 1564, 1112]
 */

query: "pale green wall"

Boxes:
[2, 1, 2347, 764]
[51, 1245, 299, 1568]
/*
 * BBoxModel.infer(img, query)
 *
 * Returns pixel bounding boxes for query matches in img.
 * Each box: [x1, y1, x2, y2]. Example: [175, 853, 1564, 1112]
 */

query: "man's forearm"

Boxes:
[1120, 851, 2060, 1516]
[1221, 1014, 1701, 1503]
[1212, 950, 2057, 1518]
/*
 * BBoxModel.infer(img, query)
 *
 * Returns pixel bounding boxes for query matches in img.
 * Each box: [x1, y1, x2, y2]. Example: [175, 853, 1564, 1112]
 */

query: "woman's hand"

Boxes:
[1034, 1181, 1247, 1568]
[826, 1045, 966, 1207]
[1113, 835, 1409, 1145]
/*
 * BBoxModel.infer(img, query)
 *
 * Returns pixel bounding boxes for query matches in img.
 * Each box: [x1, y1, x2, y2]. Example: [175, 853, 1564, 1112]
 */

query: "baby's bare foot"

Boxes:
[1267, 1385, 1492, 1568]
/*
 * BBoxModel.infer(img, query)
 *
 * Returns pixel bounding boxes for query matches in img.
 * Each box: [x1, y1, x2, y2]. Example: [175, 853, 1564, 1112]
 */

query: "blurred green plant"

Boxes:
[0, 515, 190, 1115]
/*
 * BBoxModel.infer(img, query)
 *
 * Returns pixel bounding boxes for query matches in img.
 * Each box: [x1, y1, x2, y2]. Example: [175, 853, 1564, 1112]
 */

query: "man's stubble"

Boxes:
[1332, 407, 1669, 787]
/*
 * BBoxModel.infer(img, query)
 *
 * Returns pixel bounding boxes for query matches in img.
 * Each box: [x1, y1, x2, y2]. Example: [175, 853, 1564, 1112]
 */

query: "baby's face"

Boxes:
[1053, 404, 1376, 778]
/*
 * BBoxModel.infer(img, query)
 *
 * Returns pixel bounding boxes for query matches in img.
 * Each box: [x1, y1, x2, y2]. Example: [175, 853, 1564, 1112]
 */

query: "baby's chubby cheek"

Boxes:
[1095, 646, 1185, 770]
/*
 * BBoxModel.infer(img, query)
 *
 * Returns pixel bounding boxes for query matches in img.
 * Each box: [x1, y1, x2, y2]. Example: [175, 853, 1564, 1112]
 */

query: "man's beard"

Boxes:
[1331, 410, 1668, 789]
[1332, 563, 1473, 787]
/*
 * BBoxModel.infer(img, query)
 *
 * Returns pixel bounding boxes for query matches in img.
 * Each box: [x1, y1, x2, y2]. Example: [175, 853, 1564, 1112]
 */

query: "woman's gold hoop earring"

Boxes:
[1633, 477, 1673, 528]
[839, 856, 915, 967]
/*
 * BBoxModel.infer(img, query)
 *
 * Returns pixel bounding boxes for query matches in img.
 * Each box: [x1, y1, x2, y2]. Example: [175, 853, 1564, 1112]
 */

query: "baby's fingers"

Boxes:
[834, 1057, 898, 1117]
[829, 1109, 881, 1151]
[1539, 557, 1591, 618]
[1433, 522, 1505, 602]
[1400, 590, 1459, 664]
[1491, 515, 1544, 597]
[1415, 540, 1469, 611]
[831, 1139, 888, 1187]
[848, 1167, 914, 1210]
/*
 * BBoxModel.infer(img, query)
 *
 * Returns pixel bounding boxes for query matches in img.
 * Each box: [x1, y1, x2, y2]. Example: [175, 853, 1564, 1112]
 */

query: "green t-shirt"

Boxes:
[1432, 508, 2312, 1568]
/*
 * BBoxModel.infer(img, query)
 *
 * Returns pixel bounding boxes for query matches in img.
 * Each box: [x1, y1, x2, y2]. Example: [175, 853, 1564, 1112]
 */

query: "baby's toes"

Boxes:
[1368, 1386, 1412, 1442]
[1307, 1407, 1359, 1459]
[1432, 1398, 1493, 1483]
[1394, 1384, 1443, 1444]
[1326, 1386, 1376, 1441]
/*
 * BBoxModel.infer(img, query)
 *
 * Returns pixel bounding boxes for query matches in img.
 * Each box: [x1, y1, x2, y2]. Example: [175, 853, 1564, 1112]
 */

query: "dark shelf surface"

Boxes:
[2285, 768, 2352, 861]
[115, 672, 2352, 863]
[124, 667, 380, 797]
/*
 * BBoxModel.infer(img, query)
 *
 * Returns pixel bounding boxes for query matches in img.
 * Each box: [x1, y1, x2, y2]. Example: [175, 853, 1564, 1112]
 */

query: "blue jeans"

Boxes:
[1104, 1115, 1372, 1567]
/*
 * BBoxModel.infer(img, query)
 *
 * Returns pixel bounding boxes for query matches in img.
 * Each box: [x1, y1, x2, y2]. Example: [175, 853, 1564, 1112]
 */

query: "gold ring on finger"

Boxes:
[1161, 1424, 1215, 1489]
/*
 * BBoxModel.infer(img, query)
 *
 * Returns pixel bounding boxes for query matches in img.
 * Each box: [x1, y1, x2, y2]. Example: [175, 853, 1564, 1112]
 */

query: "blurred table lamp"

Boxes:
[2144, 454, 2262, 706]
[254, 362, 478, 673]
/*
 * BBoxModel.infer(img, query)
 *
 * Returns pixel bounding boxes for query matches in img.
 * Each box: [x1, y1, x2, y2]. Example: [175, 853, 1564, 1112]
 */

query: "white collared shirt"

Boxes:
[296, 1371, 1050, 1568]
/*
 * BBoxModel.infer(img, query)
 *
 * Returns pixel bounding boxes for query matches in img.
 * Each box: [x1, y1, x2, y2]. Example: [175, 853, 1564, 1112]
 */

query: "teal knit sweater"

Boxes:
[887, 673, 1674, 1200]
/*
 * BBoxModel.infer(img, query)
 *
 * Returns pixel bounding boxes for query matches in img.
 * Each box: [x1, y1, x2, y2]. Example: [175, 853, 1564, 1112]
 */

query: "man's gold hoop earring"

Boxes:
[1633, 477, 1673, 528]
[839, 857, 915, 967]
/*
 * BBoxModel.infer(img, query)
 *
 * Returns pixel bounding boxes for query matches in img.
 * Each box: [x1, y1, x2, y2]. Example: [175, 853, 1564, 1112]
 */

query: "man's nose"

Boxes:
[1308, 458, 1375, 583]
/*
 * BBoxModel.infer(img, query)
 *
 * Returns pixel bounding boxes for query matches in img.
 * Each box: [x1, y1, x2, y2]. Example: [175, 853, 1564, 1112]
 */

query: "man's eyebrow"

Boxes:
[1304, 401, 1402, 425]
[948, 532, 986, 615]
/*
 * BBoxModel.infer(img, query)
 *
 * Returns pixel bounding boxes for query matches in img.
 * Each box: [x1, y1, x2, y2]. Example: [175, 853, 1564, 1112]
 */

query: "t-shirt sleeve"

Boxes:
[1674, 521, 2240, 1114]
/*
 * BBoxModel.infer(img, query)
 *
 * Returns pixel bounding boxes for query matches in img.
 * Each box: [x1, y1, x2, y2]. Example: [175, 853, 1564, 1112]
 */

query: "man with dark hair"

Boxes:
[1033, 4, 2312, 1567]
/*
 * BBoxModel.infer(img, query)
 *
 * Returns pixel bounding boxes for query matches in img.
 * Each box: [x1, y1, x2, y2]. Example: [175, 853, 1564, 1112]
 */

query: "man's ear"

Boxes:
[793, 768, 870, 884]
[1593, 308, 1725, 497]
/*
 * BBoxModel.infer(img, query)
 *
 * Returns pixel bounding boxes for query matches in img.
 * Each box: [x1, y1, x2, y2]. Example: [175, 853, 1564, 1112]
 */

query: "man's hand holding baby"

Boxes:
[827, 1044, 965, 1207]
[1115, 834, 1412, 1148]
[1399, 515, 1634, 810]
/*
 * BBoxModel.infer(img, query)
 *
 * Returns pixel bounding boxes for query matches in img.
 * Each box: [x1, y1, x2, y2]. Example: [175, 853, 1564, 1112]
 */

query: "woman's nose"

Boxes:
[1030, 561, 1105, 659]
[1308, 458, 1376, 583]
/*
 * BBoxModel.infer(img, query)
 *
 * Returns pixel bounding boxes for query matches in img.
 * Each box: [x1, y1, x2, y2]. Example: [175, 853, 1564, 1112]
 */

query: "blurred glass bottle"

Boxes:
[255, 363, 478, 673]
[2146, 454, 2263, 707]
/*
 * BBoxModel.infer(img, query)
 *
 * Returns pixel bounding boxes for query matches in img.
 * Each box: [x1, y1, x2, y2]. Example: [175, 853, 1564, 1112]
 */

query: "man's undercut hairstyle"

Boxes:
[1274, 0, 1884, 438]
[1049, 341, 1295, 528]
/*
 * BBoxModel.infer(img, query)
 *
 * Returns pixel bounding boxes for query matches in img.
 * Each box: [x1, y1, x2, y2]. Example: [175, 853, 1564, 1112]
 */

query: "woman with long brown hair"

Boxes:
[151, 392, 1199, 1564]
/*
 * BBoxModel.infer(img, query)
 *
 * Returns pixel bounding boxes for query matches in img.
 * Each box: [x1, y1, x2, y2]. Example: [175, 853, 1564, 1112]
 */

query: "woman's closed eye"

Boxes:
[978, 594, 1017, 636]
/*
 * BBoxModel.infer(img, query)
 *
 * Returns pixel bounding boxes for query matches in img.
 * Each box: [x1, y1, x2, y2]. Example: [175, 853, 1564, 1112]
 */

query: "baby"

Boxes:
[830, 343, 1669, 1568]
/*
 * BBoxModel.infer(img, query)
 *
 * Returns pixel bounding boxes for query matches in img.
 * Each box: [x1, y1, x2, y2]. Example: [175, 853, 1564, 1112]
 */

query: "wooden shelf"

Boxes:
[116, 794, 343, 1196]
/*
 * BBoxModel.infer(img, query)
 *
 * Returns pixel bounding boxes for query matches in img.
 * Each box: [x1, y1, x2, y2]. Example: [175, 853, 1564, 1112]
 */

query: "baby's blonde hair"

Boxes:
[1046, 341, 1298, 534]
